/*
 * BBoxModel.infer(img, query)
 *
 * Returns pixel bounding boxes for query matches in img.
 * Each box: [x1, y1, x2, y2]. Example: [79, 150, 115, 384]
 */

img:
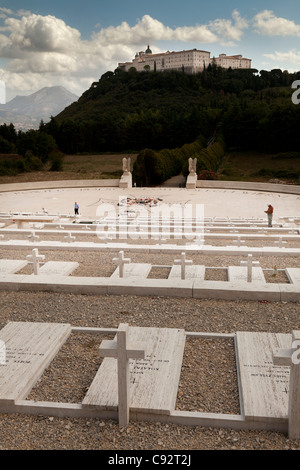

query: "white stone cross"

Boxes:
[273, 330, 300, 439]
[28, 230, 39, 242]
[233, 236, 245, 247]
[26, 248, 45, 275]
[97, 229, 108, 242]
[99, 323, 145, 427]
[193, 235, 204, 246]
[240, 254, 260, 282]
[275, 237, 287, 249]
[113, 251, 131, 278]
[64, 232, 76, 243]
[174, 252, 193, 280]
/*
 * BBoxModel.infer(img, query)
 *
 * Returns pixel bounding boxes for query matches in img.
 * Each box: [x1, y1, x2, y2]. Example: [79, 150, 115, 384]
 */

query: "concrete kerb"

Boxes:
[0, 273, 297, 301]
[2, 226, 300, 238]
[196, 180, 300, 196]
[192, 280, 282, 301]
[0, 179, 120, 193]
[0, 240, 299, 257]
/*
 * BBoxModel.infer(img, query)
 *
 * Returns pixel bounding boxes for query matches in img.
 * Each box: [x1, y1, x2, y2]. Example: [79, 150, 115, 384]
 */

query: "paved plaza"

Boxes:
[0, 183, 299, 220]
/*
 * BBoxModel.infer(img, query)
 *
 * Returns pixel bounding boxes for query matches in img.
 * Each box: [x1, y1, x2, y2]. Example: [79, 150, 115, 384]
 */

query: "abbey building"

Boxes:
[118, 46, 252, 73]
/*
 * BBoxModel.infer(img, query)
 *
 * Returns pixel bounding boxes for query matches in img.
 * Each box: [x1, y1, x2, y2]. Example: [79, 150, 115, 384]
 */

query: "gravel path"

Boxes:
[0, 234, 300, 450]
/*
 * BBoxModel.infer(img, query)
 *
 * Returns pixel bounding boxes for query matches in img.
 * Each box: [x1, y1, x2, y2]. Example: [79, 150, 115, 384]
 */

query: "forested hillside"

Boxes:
[48, 65, 300, 155]
[1, 64, 300, 181]
[48, 68, 219, 153]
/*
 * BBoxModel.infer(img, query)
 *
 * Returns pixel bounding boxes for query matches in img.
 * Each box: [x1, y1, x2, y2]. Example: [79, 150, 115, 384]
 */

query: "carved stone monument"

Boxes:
[82, 324, 186, 425]
[186, 157, 197, 189]
[122, 157, 131, 175]
[97, 323, 145, 427]
[188, 157, 197, 175]
[119, 157, 132, 188]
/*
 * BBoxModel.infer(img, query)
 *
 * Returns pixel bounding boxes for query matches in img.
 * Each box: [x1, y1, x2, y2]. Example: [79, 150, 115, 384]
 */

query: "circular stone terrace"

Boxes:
[0, 180, 299, 220]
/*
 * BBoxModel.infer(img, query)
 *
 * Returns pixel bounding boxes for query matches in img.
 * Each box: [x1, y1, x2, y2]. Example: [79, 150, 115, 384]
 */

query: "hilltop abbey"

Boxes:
[118, 46, 252, 74]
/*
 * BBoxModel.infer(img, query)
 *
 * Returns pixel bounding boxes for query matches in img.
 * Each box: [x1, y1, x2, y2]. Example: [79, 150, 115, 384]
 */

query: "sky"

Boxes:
[0, 0, 300, 101]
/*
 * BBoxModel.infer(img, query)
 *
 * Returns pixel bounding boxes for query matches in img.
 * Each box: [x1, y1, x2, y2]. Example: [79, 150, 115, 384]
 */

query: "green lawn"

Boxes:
[62, 153, 137, 178]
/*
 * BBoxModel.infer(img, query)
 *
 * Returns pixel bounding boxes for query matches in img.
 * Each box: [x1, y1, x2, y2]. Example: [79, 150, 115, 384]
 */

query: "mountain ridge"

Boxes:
[0, 86, 78, 130]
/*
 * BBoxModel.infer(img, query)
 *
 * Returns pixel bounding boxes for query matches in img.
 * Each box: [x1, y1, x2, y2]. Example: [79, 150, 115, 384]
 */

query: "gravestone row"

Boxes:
[1, 321, 300, 438]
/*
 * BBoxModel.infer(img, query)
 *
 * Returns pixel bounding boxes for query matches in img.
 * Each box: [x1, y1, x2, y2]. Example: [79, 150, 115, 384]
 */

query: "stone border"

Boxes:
[196, 180, 300, 195]
[0, 179, 120, 192]
[1, 179, 300, 195]
[1, 240, 299, 257]
[0, 271, 298, 302]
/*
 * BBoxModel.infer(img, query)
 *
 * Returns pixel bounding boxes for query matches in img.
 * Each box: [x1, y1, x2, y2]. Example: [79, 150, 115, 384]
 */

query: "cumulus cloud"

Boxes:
[4, 14, 81, 54]
[253, 10, 300, 37]
[0, 7, 13, 15]
[264, 50, 300, 62]
[0, 9, 251, 99]
[93, 11, 248, 46]
[93, 14, 219, 45]
[209, 9, 248, 45]
[8, 52, 78, 74]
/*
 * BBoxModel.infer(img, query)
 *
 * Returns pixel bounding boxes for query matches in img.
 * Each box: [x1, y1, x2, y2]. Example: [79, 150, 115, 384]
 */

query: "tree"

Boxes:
[17, 129, 56, 161]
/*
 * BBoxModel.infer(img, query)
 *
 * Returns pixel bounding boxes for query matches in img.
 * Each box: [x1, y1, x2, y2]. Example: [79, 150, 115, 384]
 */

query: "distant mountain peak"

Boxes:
[0, 86, 79, 130]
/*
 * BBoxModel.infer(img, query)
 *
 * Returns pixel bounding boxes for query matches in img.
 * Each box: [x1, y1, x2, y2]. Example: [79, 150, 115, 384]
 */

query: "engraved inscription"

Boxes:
[130, 354, 171, 382]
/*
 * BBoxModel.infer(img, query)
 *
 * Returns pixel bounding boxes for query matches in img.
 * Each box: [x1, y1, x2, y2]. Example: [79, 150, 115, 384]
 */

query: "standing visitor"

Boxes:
[264, 204, 273, 227]
[74, 202, 79, 215]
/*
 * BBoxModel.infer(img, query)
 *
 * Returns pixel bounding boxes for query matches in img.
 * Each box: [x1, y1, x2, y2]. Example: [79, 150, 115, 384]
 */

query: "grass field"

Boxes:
[218, 151, 300, 184]
[0, 154, 137, 184]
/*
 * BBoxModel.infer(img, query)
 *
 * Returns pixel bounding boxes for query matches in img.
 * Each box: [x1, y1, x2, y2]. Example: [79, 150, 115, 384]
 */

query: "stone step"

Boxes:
[0, 322, 71, 402]
[111, 263, 152, 279]
[37, 261, 79, 276]
[82, 326, 186, 414]
[228, 266, 266, 283]
[285, 268, 300, 285]
[236, 331, 291, 421]
[0, 260, 27, 274]
[168, 265, 205, 280]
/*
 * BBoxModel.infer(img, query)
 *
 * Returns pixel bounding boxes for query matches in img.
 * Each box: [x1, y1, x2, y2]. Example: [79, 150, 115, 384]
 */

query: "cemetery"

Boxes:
[0, 170, 299, 449]
[1, 320, 300, 439]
